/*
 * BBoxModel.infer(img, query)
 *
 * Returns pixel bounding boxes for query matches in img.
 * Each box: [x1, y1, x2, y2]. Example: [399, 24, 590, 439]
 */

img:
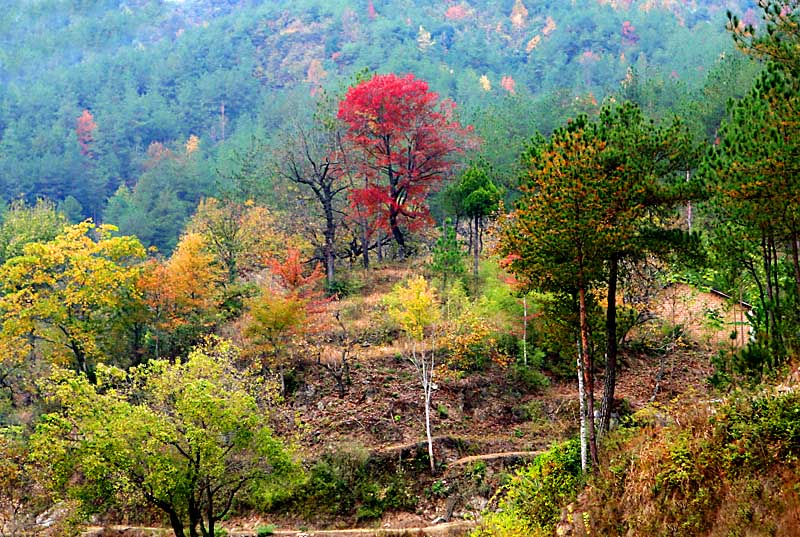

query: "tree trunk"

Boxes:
[389, 208, 406, 258]
[413, 341, 436, 474]
[423, 350, 435, 474]
[155, 501, 185, 537]
[323, 201, 336, 286]
[188, 497, 201, 537]
[522, 296, 528, 367]
[577, 275, 598, 468]
[600, 254, 619, 435]
[472, 215, 480, 277]
[424, 375, 435, 474]
[361, 220, 370, 269]
[576, 337, 587, 472]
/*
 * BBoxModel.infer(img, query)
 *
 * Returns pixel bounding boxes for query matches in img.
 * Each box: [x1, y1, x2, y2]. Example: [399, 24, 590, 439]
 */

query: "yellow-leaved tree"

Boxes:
[138, 232, 225, 359]
[386, 276, 441, 473]
[0, 221, 146, 380]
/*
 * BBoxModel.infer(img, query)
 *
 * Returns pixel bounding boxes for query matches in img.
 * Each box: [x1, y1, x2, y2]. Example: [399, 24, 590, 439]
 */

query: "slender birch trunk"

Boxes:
[577, 337, 587, 472]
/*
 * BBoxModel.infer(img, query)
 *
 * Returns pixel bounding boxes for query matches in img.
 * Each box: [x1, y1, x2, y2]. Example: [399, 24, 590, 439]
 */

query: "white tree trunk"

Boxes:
[413, 340, 436, 474]
[577, 338, 587, 472]
[523, 296, 528, 367]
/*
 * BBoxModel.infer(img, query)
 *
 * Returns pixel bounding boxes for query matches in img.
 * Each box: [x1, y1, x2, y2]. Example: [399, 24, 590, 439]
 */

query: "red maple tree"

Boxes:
[337, 73, 473, 256]
[622, 20, 639, 46]
[76, 109, 97, 158]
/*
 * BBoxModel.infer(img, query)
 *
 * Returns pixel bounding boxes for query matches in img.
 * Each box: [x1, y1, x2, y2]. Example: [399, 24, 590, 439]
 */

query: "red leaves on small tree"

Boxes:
[76, 109, 97, 158]
[265, 247, 325, 300]
[337, 73, 474, 255]
[622, 21, 639, 46]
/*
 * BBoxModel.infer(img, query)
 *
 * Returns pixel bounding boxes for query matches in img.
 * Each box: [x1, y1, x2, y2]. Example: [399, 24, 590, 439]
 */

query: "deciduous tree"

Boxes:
[31, 339, 294, 537]
[138, 232, 225, 359]
[338, 73, 473, 257]
[279, 126, 348, 286]
[246, 248, 327, 394]
[0, 221, 146, 379]
[0, 199, 67, 263]
[75, 109, 97, 158]
[188, 198, 292, 284]
[386, 276, 441, 473]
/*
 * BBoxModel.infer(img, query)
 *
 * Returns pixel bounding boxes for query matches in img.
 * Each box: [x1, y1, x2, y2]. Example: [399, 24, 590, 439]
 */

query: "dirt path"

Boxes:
[83, 520, 477, 536]
[448, 450, 542, 467]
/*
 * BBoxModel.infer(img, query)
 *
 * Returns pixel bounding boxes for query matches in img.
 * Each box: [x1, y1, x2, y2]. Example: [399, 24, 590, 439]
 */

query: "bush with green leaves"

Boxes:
[473, 438, 583, 537]
[30, 338, 295, 537]
[281, 444, 417, 524]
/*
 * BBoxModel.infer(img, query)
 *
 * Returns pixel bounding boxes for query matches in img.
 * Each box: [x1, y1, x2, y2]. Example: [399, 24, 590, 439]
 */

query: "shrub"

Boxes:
[584, 391, 800, 536]
[256, 524, 276, 537]
[282, 443, 416, 523]
[473, 438, 583, 537]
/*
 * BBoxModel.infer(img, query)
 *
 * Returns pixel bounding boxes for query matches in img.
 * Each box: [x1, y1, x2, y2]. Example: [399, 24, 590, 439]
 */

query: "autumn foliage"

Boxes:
[338, 73, 474, 255]
[75, 109, 97, 158]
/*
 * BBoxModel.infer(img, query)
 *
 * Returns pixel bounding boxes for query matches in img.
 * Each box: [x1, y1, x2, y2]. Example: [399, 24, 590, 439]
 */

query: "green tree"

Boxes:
[0, 199, 67, 263]
[445, 158, 502, 276]
[0, 426, 50, 536]
[704, 2, 800, 361]
[429, 218, 465, 291]
[31, 339, 294, 537]
[498, 103, 696, 467]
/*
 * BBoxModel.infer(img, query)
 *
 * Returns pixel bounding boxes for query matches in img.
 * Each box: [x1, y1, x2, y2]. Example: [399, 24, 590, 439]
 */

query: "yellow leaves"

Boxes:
[526, 35, 541, 53]
[168, 233, 224, 309]
[386, 276, 440, 341]
[139, 232, 224, 332]
[479, 74, 492, 92]
[185, 134, 200, 155]
[417, 25, 435, 52]
[441, 307, 494, 372]
[306, 58, 327, 86]
[189, 197, 306, 282]
[0, 221, 146, 370]
[542, 16, 557, 36]
[510, 0, 529, 29]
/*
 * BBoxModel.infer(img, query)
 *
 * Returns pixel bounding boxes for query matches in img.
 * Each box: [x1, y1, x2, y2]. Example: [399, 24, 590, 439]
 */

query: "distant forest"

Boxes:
[0, 0, 759, 253]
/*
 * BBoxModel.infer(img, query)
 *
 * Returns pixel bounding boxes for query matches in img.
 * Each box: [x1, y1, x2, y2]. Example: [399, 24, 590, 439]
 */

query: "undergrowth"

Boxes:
[584, 389, 800, 536]
[472, 438, 583, 537]
[269, 443, 417, 525]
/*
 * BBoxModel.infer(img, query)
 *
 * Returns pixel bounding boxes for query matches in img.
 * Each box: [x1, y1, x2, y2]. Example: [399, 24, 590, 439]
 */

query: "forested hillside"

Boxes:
[3, 1, 800, 536]
[1, 0, 756, 252]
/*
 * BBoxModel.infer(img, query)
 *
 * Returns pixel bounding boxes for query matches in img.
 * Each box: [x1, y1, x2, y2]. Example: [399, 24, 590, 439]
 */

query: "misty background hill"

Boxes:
[0, 0, 758, 252]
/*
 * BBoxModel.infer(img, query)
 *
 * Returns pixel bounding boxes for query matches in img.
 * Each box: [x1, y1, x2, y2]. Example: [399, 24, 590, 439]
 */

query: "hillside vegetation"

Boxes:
[2, 1, 800, 536]
[0, 0, 757, 251]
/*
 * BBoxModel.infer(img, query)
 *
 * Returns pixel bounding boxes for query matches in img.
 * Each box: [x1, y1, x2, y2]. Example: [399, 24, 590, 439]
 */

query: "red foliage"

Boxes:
[264, 247, 330, 328]
[337, 73, 474, 249]
[500, 75, 516, 94]
[266, 247, 324, 297]
[76, 109, 97, 158]
[445, 4, 470, 21]
[622, 20, 639, 45]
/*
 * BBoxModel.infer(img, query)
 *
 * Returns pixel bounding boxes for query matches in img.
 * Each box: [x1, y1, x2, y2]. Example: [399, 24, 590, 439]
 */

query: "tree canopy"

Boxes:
[31, 338, 294, 537]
